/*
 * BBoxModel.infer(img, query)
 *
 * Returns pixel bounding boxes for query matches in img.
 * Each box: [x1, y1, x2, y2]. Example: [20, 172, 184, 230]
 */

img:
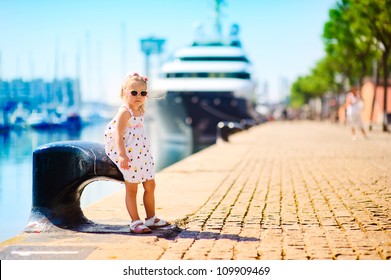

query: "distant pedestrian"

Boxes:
[104, 73, 169, 234]
[345, 86, 367, 140]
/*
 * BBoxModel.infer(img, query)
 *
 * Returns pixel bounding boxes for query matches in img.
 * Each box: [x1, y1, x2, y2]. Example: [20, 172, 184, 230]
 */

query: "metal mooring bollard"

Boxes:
[27, 141, 124, 230]
[216, 121, 244, 142]
[240, 118, 256, 130]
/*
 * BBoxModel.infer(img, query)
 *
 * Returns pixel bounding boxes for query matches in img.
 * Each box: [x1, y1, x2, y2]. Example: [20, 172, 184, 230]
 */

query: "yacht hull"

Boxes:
[154, 91, 257, 151]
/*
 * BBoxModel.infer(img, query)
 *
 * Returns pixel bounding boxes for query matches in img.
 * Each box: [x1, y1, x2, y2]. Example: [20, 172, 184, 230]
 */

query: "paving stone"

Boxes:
[1, 122, 390, 260]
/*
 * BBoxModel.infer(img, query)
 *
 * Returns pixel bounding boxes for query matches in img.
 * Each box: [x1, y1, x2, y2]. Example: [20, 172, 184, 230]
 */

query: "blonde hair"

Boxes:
[120, 73, 148, 113]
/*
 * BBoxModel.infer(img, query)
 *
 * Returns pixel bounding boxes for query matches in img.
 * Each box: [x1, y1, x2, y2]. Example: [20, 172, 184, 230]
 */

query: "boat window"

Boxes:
[165, 72, 251, 79]
[178, 56, 249, 62]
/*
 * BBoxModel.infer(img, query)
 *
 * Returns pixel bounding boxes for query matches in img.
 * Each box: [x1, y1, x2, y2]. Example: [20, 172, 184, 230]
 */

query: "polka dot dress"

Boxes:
[104, 105, 155, 183]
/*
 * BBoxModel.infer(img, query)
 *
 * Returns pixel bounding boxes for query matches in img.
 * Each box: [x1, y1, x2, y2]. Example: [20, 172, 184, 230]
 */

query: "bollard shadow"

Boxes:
[176, 229, 260, 242]
[71, 222, 181, 240]
[25, 219, 259, 243]
[67, 221, 259, 242]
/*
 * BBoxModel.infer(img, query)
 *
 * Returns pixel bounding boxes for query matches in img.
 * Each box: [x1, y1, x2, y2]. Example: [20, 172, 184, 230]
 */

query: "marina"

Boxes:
[1, 2, 391, 277]
[0, 0, 268, 242]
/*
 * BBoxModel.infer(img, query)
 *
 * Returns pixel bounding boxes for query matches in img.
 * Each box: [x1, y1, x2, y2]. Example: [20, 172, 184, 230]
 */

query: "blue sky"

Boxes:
[0, 0, 336, 103]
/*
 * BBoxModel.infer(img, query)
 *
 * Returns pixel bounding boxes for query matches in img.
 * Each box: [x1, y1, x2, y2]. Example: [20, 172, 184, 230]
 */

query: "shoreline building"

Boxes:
[0, 78, 81, 113]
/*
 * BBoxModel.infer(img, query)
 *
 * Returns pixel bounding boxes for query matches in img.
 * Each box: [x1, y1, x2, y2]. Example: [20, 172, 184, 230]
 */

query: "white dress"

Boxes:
[104, 105, 155, 183]
[346, 93, 363, 128]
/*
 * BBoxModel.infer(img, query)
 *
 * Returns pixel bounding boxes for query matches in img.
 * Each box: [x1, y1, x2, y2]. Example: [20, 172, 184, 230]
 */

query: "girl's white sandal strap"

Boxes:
[145, 215, 157, 226]
[130, 220, 151, 233]
[145, 215, 169, 227]
[130, 220, 147, 230]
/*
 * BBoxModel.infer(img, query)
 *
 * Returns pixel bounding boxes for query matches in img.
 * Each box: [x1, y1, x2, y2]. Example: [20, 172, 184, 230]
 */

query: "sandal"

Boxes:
[145, 215, 170, 228]
[130, 220, 152, 234]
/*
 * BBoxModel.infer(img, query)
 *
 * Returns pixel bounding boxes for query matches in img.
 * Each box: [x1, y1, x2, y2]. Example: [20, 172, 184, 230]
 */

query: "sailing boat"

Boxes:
[9, 103, 30, 128]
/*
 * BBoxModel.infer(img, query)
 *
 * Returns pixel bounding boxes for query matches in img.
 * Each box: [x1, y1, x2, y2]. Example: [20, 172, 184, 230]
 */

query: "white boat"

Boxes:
[9, 103, 30, 128]
[27, 110, 57, 129]
[151, 0, 260, 151]
[27, 109, 82, 130]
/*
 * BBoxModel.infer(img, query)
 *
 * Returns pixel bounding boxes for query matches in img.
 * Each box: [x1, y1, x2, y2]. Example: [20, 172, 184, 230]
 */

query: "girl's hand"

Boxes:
[119, 155, 130, 170]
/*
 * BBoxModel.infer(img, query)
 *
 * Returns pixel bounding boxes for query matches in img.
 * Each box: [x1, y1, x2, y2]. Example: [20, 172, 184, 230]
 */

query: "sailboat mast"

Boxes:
[214, 0, 224, 38]
[52, 36, 60, 109]
[121, 22, 127, 76]
[75, 47, 81, 109]
[0, 50, 2, 80]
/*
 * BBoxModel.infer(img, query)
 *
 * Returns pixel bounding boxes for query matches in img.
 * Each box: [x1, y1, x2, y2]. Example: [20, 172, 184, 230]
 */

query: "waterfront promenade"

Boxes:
[0, 121, 390, 260]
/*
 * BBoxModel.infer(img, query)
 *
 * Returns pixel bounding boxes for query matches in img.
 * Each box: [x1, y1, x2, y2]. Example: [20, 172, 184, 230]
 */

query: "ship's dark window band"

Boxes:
[178, 56, 249, 62]
[191, 41, 241, 47]
[165, 72, 251, 79]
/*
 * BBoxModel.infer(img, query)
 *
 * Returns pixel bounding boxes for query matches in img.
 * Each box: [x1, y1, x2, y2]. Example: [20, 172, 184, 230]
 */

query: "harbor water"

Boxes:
[0, 118, 192, 242]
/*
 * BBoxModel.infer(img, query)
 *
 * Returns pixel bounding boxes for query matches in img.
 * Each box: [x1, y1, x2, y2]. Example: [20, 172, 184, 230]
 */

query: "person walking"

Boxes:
[345, 86, 367, 140]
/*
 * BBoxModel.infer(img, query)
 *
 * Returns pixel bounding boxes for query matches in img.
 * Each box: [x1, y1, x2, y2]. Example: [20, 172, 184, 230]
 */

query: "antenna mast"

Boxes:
[214, 0, 225, 38]
[0, 50, 2, 80]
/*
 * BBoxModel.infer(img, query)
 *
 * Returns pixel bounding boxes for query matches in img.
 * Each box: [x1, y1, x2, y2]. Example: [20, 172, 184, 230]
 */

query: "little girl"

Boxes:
[104, 73, 169, 233]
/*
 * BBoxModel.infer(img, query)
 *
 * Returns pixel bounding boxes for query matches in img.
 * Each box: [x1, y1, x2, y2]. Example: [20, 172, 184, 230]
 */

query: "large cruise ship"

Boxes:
[151, 1, 260, 152]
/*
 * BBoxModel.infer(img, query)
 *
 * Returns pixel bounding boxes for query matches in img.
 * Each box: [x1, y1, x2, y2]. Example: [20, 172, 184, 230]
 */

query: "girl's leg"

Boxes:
[361, 127, 367, 138]
[359, 120, 367, 138]
[351, 126, 357, 140]
[125, 182, 140, 221]
[351, 120, 357, 134]
[142, 179, 156, 219]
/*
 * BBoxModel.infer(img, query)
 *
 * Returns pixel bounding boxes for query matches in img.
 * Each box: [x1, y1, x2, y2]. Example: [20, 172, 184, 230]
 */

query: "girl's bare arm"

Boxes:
[114, 109, 130, 168]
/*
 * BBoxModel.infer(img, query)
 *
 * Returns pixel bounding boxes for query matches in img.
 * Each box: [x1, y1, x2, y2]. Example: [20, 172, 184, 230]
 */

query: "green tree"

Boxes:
[290, 58, 333, 108]
[291, 76, 313, 108]
[291, 0, 390, 129]
[323, 0, 376, 87]
[349, 0, 391, 131]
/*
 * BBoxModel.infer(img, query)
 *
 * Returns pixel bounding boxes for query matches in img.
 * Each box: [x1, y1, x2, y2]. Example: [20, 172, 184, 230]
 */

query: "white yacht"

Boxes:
[151, 1, 259, 151]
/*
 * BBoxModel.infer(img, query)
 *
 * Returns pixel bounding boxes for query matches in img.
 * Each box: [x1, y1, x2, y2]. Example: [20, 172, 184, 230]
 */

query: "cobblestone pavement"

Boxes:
[159, 122, 391, 260]
[1, 121, 390, 260]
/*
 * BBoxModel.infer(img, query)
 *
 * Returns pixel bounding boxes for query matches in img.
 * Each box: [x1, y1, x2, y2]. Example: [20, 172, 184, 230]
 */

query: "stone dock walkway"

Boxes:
[1, 121, 390, 260]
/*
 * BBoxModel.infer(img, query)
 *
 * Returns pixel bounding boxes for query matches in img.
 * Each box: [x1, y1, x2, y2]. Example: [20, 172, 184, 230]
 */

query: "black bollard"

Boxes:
[240, 118, 256, 130]
[27, 141, 124, 230]
[216, 121, 244, 142]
